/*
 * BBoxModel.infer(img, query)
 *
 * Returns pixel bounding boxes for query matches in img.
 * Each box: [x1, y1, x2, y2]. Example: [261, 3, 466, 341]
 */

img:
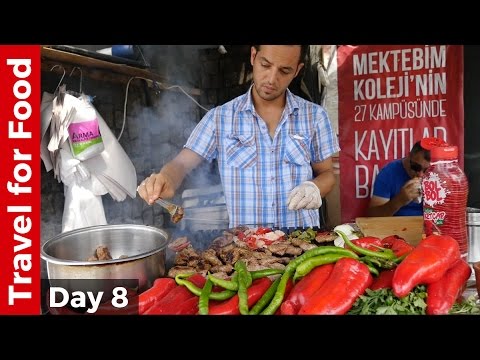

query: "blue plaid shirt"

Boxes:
[185, 86, 340, 228]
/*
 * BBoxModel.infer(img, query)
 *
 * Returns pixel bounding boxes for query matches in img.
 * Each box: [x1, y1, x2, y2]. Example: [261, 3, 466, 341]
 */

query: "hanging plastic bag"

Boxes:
[67, 97, 105, 161]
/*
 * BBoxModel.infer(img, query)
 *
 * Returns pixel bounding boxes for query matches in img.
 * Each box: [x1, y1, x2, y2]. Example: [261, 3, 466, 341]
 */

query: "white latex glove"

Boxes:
[287, 181, 322, 210]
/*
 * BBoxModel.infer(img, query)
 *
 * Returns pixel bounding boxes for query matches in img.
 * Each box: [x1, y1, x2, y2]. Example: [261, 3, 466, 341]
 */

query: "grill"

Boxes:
[166, 226, 327, 269]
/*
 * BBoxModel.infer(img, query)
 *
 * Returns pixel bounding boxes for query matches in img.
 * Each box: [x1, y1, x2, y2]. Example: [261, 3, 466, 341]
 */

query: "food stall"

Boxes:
[39, 45, 480, 315]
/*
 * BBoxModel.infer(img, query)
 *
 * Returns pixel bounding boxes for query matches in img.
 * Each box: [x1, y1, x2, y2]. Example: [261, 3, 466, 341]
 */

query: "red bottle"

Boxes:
[422, 146, 469, 258]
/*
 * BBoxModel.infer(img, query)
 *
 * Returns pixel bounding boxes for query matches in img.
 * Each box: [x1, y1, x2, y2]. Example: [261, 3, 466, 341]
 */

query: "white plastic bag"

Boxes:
[67, 97, 105, 161]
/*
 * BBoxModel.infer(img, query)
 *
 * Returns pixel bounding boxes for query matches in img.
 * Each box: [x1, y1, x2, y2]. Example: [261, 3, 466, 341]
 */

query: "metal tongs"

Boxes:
[155, 198, 185, 223]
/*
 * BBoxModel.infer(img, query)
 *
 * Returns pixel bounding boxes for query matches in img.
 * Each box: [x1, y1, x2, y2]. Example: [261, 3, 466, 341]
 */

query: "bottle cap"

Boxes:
[431, 145, 458, 160]
[420, 137, 448, 150]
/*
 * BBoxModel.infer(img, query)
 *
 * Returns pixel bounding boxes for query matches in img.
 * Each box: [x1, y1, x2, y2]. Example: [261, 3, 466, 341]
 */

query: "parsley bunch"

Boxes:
[348, 286, 480, 315]
[348, 286, 428, 315]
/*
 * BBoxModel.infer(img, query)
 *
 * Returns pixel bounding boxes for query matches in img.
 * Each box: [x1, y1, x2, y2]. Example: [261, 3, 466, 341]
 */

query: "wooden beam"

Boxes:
[41, 46, 201, 96]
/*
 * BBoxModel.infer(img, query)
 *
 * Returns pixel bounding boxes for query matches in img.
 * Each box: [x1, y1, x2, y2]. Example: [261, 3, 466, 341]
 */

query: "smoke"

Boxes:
[126, 46, 223, 208]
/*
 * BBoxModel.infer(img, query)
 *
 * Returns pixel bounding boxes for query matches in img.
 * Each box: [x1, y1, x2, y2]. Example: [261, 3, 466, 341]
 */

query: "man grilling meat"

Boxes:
[137, 45, 339, 228]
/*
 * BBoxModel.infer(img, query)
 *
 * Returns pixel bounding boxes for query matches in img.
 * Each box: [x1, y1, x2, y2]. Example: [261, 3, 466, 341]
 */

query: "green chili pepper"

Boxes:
[235, 260, 251, 315]
[260, 272, 291, 315]
[208, 268, 283, 292]
[235, 261, 251, 315]
[175, 275, 236, 301]
[250, 268, 284, 279]
[393, 253, 408, 264]
[198, 278, 213, 315]
[249, 277, 281, 315]
[335, 230, 396, 260]
[286, 246, 359, 273]
[208, 274, 239, 291]
[365, 255, 398, 269]
[365, 263, 379, 276]
[174, 273, 196, 281]
[293, 253, 353, 281]
[361, 256, 383, 268]
[259, 246, 357, 315]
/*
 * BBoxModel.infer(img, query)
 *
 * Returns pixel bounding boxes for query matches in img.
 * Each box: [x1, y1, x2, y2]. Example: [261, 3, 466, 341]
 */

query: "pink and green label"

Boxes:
[68, 119, 102, 155]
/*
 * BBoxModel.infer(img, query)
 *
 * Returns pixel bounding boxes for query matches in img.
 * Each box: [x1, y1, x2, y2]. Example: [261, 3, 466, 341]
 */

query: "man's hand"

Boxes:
[399, 177, 422, 205]
[137, 172, 175, 205]
[287, 181, 322, 210]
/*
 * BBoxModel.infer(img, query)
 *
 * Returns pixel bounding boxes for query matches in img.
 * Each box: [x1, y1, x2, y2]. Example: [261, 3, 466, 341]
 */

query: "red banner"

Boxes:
[0, 45, 40, 314]
[338, 45, 464, 223]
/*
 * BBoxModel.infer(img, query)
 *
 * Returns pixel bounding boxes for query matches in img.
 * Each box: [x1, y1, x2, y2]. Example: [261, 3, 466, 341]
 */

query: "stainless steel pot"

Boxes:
[467, 207, 480, 263]
[41, 224, 169, 295]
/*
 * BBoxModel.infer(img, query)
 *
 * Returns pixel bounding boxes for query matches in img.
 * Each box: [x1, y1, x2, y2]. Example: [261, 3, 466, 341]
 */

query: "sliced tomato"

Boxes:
[259, 238, 274, 245]
[237, 232, 246, 240]
[255, 227, 272, 235]
[245, 236, 258, 249]
[381, 235, 415, 257]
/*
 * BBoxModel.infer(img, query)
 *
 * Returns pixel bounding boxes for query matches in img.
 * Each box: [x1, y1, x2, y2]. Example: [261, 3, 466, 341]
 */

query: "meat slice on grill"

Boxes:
[174, 246, 201, 266]
[202, 249, 223, 267]
[252, 251, 274, 260]
[314, 231, 337, 243]
[267, 243, 290, 256]
[210, 271, 230, 280]
[187, 258, 212, 272]
[210, 264, 234, 274]
[267, 262, 286, 270]
[168, 236, 191, 252]
[258, 256, 287, 266]
[275, 256, 293, 265]
[210, 236, 234, 251]
[218, 246, 249, 264]
[290, 238, 318, 251]
[285, 245, 303, 256]
[167, 265, 197, 278]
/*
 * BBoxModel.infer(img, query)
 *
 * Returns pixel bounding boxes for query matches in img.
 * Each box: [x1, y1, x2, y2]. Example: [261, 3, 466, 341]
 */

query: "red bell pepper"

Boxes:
[94, 288, 139, 315]
[275, 278, 294, 315]
[142, 285, 196, 315]
[381, 235, 415, 258]
[187, 273, 207, 288]
[280, 264, 334, 315]
[346, 236, 383, 253]
[426, 258, 472, 315]
[209, 278, 272, 315]
[174, 296, 199, 315]
[137, 278, 177, 314]
[392, 234, 461, 298]
[298, 258, 373, 315]
[94, 283, 175, 316]
[369, 269, 395, 291]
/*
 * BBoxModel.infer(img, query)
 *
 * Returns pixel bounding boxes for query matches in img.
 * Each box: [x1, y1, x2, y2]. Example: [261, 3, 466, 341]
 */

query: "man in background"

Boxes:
[367, 137, 446, 217]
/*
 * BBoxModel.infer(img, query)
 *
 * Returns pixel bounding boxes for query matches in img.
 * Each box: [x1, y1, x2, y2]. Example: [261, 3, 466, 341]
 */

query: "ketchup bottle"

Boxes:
[422, 145, 469, 258]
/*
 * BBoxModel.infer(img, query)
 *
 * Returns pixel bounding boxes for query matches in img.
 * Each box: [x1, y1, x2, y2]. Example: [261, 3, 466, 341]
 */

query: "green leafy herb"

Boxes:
[449, 296, 480, 314]
[349, 286, 480, 315]
[348, 286, 427, 315]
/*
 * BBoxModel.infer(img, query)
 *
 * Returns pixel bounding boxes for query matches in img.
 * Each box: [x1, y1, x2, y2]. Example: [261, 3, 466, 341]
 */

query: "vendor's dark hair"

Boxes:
[411, 141, 431, 161]
[253, 45, 309, 64]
